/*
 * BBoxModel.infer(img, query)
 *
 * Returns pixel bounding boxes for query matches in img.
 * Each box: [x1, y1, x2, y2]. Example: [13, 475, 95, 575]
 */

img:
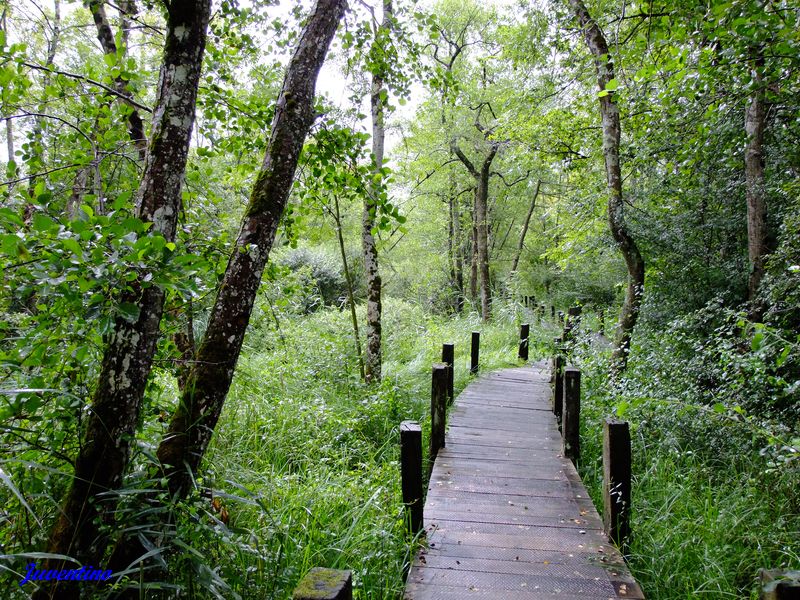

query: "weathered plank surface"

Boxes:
[405, 363, 644, 600]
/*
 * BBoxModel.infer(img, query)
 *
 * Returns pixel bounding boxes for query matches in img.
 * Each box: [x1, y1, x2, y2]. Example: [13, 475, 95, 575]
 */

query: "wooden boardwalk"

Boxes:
[405, 363, 644, 599]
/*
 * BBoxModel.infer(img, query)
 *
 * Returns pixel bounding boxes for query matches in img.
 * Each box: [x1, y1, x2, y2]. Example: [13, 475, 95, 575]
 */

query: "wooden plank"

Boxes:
[404, 361, 644, 599]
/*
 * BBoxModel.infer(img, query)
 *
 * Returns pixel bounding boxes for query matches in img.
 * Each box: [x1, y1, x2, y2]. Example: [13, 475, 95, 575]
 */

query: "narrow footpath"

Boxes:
[404, 363, 645, 599]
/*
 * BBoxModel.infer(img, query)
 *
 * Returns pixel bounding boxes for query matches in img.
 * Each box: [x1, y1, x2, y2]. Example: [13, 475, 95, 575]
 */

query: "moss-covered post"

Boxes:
[470, 331, 480, 374]
[518, 323, 530, 361]
[553, 353, 565, 428]
[430, 363, 448, 468]
[400, 421, 423, 536]
[603, 418, 631, 549]
[442, 343, 455, 403]
[293, 567, 352, 600]
[562, 367, 581, 463]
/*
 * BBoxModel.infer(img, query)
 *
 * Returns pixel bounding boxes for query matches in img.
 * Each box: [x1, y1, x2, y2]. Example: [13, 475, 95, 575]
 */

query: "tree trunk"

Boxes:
[511, 180, 541, 273]
[570, 0, 645, 376]
[87, 0, 147, 160]
[38, 5, 211, 597]
[453, 190, 464, 312]
[156, 0, 347, 497]
[476, 146, 498, 321]
[24, 0, 60, 222]
[745, 51, 767, 310]
[333, 195, 366, 380]
[470, 204, 478, 303]
[452, 140, 497, 322]
[364, 0, 391, 383]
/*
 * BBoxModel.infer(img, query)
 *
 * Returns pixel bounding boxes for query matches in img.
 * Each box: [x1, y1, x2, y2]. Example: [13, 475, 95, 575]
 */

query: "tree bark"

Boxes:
[38, 5, 211, 597]
[453, 140, 498, 322]
[570, 0, 645, 376]
[156, 0, 347, 497]
[511, 180, 541, 273]
[24, 0, 60, 222]
[745, 51, 767, 309]
[363, 0, 391, 383]
[87, 0, 147, 160]
[333, 195, 366, 380]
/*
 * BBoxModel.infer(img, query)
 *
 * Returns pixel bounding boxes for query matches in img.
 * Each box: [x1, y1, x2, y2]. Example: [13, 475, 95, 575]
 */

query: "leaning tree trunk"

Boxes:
[745, 51, 767, 311]
[570, 0, 645, 376]
[87, 0, 147, 160]
[511, 180, 541, 273]
[363, 0, 392, 383]
[37, 3, 211, 599]
[156, 0, 347, 497]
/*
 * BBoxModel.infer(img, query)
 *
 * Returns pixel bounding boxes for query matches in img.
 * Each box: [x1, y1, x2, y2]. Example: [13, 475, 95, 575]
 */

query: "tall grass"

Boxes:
[184, 297, 543, 599]
[573, 320, 800, 599]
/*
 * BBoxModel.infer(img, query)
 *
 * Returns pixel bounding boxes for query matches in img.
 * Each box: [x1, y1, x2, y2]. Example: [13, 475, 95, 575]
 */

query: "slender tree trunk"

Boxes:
[745, 51, 767, 310]
[363, 0, 391, 383]
[453, 189, 464, 312]
[38, 6, 211, 598]
[87, 0, 147, 160]
[156, 0, 347, 497]
[470, 204, 478, 303]
[24, 0, 60, 222]
[334, 195, 365, 379]
[511, 180, 541, 273]
[570, 0, 645, 376]
[476, 146, 497, 321]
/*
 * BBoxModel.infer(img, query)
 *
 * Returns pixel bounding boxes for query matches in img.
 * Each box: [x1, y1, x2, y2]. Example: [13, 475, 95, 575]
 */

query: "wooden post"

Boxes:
[603, 418, 632, 548]
[599, 309, 605, 335]
[400, 421, 423, 536]
[558, 310, 565, 325]
[760, 569, 800, 599]
[553, 354, 565, 427]
[562, 367, 581, 463]
[518, 323, 530, 361]
[538, 304, 545, 319]
[429, 363, 448, 466]
[470, 331, 480, 374]
[441, 343, 454, 403]
[550, 305, 555, 319]
[293, 567, 352, 600]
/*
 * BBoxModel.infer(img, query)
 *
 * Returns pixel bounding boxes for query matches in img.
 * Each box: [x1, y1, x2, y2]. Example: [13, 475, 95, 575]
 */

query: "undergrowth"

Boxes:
[573, 309, 800, 599]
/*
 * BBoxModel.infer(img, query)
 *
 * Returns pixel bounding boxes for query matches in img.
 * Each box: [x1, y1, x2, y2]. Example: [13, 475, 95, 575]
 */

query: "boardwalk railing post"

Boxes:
[603, 418, 632, 549]
[442, 343, 455, 403]
[759, 569, 800, 599]
[598, 309, 605, 335]
[518, 323, 530, 361]
[564, 306, 582, 344]
[562, 367, 581, 463]
[293, 567, 352, 600]
[470, 331, 480, 374]
[400, 421, 423, 536]
[429, 363, 448, 467]
[550, 305, 555, 319]
[553, 354, 565, 429]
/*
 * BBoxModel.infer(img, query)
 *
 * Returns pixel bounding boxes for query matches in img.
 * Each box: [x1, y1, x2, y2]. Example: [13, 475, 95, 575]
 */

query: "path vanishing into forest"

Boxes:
[404, 363, 645, 599]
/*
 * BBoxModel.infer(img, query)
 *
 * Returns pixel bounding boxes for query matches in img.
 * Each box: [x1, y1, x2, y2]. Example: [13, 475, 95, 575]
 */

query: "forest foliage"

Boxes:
[0, 0, 798, 598]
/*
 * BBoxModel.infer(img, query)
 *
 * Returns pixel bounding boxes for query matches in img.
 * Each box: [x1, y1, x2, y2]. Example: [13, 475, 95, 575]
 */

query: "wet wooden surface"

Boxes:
[405, 363, 644, 599]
